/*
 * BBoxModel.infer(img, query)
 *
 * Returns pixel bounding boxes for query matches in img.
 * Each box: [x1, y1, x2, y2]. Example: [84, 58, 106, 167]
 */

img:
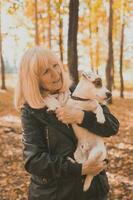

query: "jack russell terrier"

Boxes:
[44, 71, 112, 191]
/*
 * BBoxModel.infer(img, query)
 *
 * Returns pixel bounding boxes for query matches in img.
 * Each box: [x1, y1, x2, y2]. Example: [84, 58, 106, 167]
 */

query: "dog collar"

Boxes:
[71, 95, 91, 101]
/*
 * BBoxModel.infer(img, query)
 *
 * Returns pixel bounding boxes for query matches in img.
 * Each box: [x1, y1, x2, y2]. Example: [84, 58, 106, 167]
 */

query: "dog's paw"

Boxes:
[95, 104, 105, 123]
[44, 97, 60, 111]
[47, 104, 58, 111]
[96, 109, 105, 124]
[97, 115, 105, 123]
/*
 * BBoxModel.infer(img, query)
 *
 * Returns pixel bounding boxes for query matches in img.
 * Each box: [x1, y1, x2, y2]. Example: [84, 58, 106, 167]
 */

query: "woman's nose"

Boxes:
[51, 69, 60, 80]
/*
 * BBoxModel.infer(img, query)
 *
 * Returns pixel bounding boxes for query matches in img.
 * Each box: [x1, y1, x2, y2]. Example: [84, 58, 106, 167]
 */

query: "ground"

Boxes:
[0, 88, 133, 200]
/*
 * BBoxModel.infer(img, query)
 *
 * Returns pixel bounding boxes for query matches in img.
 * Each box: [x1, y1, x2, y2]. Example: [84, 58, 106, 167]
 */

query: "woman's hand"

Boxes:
[55, 105, 84, 124]
[82, 153, 107, 176]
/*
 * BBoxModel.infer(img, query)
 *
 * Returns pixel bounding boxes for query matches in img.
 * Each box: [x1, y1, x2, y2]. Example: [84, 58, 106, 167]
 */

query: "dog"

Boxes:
[44, 71, 112, 191]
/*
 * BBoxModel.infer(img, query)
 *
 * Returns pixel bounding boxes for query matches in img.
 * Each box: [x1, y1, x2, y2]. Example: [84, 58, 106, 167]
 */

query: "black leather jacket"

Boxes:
[21, 103, 119, 200]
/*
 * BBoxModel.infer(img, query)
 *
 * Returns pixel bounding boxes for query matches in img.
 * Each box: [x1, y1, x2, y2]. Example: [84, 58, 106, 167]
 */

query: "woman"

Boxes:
[15, 46, 119, 200]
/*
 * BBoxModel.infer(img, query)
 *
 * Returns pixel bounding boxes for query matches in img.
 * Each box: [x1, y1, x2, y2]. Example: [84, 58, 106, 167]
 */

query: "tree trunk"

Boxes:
[68, 0, 79, 84]
[112, 63, 115, 89]
[58, 0, 63, 61]
[0, 54, 6, 90]
[0, 1, 6, 90]
[88, 0, 94, 71]
[106, 0, 114, 103]
[119, 18, 125, 98]
[35, 0, 39, 45]
[95, 26, 99, 74]
[48, 0, 51, 49]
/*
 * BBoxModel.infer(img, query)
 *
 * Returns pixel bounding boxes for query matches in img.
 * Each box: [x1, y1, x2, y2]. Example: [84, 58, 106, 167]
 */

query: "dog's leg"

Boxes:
[83, 143, 106, 191]
[83, 174, 93, 191]
[74, 146, 83, 163]
[94, 104, 105, 124]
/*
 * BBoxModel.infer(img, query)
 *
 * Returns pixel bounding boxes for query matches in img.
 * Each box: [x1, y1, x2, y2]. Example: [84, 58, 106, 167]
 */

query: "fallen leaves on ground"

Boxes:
[106, 98, 133, 200]
[0, 97, 133, 200]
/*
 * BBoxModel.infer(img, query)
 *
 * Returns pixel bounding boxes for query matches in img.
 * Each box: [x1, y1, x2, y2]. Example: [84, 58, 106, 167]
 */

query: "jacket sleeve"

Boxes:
[21, 107, 82, 179]
[78, 105, 119, 137]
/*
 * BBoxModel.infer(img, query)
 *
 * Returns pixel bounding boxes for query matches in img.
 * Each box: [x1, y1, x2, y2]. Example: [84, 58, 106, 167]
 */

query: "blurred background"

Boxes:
[0, 0, 133, 200]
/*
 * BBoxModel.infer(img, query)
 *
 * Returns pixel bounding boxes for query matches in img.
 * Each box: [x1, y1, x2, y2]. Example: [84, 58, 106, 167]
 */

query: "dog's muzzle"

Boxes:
[105, 92, 112, 99]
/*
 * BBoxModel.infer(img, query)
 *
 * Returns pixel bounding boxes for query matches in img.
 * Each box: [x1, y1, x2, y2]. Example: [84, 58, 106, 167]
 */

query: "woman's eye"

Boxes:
[53, 64, 59, 68]
[43, 69, 49, 75]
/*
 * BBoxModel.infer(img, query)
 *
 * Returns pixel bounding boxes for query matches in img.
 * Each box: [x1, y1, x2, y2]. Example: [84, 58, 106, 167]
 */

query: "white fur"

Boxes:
[44, 71, 110, 191]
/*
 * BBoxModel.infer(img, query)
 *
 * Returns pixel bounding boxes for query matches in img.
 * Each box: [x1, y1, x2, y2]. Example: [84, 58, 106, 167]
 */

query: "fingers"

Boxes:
[55, 106, 77, 124]
[55, 107, 67, 123]
[95, 160, 108, 172]
[98, 161, 108, 172]
[55, 107, 64, 121]
[83, 152, 103, 167]
[83, 160, 107, 176]
[92, 152, 103, 162]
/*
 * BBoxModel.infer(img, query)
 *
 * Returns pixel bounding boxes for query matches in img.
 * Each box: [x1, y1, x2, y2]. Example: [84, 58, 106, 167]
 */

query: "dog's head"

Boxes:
[81, 71, 112, 104]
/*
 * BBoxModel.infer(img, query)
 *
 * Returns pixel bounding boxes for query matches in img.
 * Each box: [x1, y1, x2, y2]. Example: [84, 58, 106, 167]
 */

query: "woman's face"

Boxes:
[39, 60, 62, 94]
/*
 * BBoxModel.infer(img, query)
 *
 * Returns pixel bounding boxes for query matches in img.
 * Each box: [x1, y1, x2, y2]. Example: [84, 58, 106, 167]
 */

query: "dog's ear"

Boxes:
[82, 71, 95, 81]
[82, 72, 91, 80]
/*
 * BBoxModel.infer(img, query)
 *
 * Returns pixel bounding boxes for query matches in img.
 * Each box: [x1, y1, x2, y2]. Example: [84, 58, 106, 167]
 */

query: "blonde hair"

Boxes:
[14, 46, 72, 110]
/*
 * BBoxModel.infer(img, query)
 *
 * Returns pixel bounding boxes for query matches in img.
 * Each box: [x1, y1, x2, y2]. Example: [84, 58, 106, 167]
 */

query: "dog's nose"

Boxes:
[106, 92, 112, 99]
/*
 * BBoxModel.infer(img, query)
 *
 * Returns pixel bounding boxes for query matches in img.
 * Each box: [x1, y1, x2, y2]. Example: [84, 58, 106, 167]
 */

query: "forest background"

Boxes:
[0, 0, 133, 199]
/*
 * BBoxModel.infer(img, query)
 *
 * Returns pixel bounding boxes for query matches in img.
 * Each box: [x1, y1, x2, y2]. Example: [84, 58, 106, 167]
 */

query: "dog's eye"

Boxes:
[93, 78, 102, 88]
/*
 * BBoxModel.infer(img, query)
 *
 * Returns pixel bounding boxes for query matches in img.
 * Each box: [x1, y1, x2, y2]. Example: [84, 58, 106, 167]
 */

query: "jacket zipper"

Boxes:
[46, 127, 57, 179]
[46, 126, 50, 154]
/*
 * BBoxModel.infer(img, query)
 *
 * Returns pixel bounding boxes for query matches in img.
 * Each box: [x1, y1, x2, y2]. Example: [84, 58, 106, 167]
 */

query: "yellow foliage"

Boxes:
[8, 2, 20, 15]
[113, 0, 130, 14]
[81, 38, 91, 46]
[113, 0, 121, 10]
[24, 0, 35, 17]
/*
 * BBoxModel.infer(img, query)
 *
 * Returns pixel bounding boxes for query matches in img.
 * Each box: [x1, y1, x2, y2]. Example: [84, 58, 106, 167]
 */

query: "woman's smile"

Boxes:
[40, 63, 63, 93]
[53, 78, 61, 84]
[52, 77, 62, 91]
